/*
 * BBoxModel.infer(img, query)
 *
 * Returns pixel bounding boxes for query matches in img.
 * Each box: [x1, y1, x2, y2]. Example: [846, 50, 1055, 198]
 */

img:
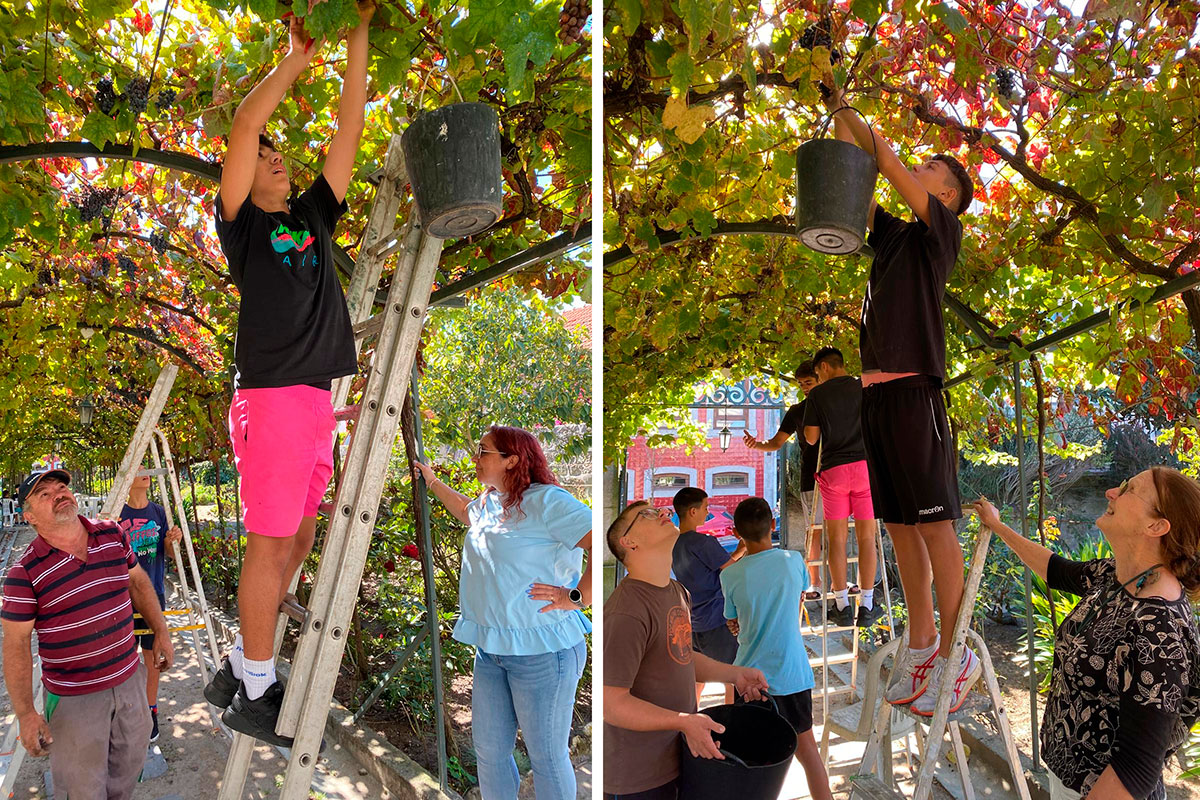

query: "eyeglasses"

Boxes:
[474, 444, 508, 459]
[619, 507, 662, 541]
[1117, 478, 1161, 516]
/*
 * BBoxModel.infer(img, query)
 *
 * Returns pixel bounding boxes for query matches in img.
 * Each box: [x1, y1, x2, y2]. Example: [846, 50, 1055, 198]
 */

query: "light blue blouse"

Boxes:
[452, 483, 592, 656]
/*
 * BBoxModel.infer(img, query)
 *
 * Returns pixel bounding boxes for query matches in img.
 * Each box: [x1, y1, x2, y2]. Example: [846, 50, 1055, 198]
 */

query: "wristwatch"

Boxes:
[568, 587, 585, 607]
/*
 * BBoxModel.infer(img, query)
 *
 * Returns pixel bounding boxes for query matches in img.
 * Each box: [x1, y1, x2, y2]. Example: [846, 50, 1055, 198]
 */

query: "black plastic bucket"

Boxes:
[795, 137, 878, 255]
[401, 102, 502, 239]
[677, 699, 797, 800]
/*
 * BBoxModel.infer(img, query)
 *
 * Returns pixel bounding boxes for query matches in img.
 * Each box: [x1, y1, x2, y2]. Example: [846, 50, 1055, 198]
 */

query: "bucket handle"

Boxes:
[812, 103, 880, 164]
[742, 691, 782, 717]
[717, 748, 751, 769]
[416, 64, 465, 109]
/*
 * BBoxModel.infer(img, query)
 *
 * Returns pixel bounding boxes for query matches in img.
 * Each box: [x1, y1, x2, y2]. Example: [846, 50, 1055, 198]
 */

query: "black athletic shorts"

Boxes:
[692, 622, 739, 665]
[861, 375, 961, 526]
[138, 631, 156, 650]
[735, 689, 813, 734]
[605, 778, 679, 800]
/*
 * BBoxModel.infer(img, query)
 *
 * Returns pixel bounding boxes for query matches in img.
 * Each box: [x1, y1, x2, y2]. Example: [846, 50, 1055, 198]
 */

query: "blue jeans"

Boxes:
[472, 640, 587, 800]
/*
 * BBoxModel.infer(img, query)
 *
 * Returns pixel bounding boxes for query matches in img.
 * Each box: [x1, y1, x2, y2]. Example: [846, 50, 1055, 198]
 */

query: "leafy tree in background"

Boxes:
[419, 284, 591, 458]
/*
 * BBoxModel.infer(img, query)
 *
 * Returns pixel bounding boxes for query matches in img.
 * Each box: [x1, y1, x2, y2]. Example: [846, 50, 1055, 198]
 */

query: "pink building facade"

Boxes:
[621, 380, 790, 535]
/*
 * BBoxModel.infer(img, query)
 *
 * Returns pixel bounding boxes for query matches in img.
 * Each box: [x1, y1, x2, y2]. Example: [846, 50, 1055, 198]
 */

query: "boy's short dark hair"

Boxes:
[932, 154, 973, 216]
[673, 487, 708, 521]
[606, 500, 650, 563]
[794, 360, 817, 381]
[733, 497, 773, 542]
[259, 133, 277, 151]
[812, 346, 843, 371]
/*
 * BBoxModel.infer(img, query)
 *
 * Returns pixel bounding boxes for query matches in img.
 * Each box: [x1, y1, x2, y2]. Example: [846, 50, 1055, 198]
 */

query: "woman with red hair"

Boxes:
[414, 425, 591, 799]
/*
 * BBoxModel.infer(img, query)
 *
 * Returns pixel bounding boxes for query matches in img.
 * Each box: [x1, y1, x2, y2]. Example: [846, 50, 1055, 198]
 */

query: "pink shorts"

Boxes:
[816, 460, 875, 522]
[228, 386, 336, 538]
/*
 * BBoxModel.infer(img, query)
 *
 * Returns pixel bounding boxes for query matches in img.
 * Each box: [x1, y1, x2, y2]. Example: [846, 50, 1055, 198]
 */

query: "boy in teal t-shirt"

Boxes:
[721, 498, 832, 800]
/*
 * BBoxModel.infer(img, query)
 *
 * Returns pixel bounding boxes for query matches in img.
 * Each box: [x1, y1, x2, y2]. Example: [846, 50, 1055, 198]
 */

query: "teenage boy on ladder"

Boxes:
[822, 77, 979, 715]
[203, 1, 375, 746]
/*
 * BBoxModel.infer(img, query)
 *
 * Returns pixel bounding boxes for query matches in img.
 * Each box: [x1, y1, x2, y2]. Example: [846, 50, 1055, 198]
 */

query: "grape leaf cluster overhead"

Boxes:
[603, 0, 1200, 462]
[0, 0, 591, 470]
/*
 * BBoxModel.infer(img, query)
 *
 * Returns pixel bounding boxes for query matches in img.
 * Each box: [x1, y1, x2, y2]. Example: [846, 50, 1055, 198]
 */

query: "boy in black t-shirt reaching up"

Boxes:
[203, 2, 375, 746]
[822, 82, 978, 715]
[802, 347, 881, 630]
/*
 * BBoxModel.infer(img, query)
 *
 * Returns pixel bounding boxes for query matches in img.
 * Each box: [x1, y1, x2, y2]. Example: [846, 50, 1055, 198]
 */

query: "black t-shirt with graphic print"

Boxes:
[214, 175, 356, 389]
[778, 401, 818, 492]
[1042, 555, 1200, 799]
[860, 194, 963, 380]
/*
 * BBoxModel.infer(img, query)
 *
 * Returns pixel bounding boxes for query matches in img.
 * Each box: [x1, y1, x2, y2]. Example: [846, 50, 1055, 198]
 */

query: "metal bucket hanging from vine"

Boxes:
[401, 102, 503, 239]
[794, 107, 879, 255]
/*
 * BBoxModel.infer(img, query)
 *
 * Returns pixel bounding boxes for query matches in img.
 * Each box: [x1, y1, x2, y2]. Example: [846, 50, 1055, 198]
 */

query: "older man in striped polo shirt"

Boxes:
[1, 468, 173, 800]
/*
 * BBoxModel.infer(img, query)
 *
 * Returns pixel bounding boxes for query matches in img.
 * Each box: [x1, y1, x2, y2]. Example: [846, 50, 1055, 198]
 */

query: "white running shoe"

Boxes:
[911, 647, 982, 716]
[884, 637, 940, 705]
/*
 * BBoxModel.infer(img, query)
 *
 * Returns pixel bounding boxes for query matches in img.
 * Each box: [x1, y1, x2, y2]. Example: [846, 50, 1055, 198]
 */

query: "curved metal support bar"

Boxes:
[944, 270, 1200, 389]
[603, 220, 1007, 353]
[429, 225, 591, 305]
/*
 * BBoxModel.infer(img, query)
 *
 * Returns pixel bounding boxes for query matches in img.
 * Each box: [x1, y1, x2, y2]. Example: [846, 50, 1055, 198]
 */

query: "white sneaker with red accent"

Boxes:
[911, 648, 982, 716]
[884, 638, 940, 705]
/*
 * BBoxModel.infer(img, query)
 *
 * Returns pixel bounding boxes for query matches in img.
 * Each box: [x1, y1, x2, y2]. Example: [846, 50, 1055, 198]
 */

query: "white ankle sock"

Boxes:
[861, 588, 875, 610]
[835, 588, 850, 610]
[911, 637, 940, 660]
[230, 634, 245, 679]
[242, 657, 276, 700]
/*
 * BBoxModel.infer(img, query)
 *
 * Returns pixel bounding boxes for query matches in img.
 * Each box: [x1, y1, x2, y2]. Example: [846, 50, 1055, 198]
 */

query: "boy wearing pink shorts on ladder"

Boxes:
[202, 3, 374, 746]
[803, 347, 882, 629]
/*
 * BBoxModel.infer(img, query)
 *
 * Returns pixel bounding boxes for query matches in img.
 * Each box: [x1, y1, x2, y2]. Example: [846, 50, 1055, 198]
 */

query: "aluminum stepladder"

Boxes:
[141, 429, 225, 682]
[0, 363, 226, 796]
[848, 524, 1031, 800]
[794, 440, 898, 764]
[216, 134, 444, 799]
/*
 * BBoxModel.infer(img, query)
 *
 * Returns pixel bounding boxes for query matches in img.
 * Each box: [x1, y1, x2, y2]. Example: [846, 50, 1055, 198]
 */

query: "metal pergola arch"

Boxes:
[606, 222, 1200, 772]
[0, 140, 590, 313]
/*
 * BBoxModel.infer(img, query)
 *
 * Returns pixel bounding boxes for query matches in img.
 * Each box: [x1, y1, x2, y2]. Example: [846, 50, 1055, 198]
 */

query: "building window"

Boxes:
[715, 407, 748, 429]
[712, 471, 749, 489]
[646, 466, 698, 498]
[652, 473, 689, 490]
[707, 466, 754, 496]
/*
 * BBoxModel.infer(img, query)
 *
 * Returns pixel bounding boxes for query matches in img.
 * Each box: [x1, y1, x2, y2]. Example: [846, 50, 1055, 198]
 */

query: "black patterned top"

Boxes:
[1042, 556, 1200, 799]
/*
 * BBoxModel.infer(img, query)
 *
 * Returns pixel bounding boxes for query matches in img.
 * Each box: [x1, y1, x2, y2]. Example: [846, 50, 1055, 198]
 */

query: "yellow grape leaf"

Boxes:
[662, 96, 716, 144]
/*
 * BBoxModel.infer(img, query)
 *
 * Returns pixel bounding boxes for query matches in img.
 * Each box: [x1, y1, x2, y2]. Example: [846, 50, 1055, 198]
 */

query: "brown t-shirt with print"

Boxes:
[603, 578, 697, 795]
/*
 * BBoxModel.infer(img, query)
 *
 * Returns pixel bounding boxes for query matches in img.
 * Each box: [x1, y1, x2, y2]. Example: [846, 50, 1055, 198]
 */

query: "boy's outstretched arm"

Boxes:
[323, 0, 375, 203]
[823, 85, 931, 226]
[220, 16, 318, 220]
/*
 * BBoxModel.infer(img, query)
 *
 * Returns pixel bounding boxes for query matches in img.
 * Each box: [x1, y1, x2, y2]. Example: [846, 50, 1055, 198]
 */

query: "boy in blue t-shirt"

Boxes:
[721, 497, 831, 800]
[119, 472, 182, 742]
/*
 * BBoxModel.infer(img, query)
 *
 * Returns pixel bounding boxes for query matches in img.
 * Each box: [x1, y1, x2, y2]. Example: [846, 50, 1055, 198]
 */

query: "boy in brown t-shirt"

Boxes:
[603, 501, 768, 800]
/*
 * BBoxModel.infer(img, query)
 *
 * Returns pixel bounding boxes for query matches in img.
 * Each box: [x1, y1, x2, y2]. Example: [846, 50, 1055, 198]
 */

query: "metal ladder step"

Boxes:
[279, 593, 311, 629]
[352, 314, 384, 340]
[333, 404, 360, 422]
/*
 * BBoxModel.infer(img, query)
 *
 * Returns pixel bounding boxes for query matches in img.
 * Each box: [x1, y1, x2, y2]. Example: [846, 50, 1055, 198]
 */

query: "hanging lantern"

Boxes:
[80, 397, 95, 427]
[719, 424, 732, 452]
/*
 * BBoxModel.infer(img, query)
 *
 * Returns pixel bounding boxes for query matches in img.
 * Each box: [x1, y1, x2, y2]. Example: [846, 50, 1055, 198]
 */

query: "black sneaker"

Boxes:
[222, 682, 296, 748]
[204, 657, 239, 709]
[827, 601, 855, 627]
[856, 602, 886, 628]
[149, 708, 159, 743]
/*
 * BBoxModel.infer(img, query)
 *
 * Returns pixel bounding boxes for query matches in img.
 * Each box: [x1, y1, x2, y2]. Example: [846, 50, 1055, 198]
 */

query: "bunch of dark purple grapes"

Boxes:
[559, 0, 590, 43]
[74, 186, 120, 223]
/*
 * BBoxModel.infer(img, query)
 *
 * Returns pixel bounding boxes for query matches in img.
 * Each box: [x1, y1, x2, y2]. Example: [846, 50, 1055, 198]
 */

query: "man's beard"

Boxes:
[50, 498, 78, 523]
